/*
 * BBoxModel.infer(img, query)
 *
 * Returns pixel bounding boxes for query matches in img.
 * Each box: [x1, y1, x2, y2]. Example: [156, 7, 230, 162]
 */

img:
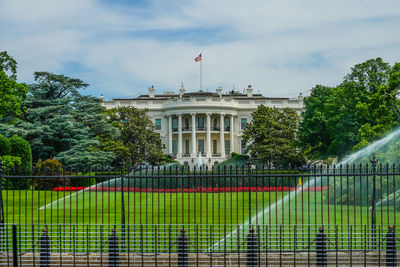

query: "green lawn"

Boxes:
[4, 189, 400, 226]
[3, 189, 400, 252]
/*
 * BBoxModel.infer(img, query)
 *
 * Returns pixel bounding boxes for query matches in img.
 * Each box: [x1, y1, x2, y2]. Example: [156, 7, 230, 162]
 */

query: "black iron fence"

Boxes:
[1, 224, 400, 266]
[1, 161, 400, 266]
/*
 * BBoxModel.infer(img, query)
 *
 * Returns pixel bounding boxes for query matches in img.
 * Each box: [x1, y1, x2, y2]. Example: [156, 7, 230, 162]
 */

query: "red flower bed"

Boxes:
[53, 186, 87, 191]
[53, 186, 328, 192]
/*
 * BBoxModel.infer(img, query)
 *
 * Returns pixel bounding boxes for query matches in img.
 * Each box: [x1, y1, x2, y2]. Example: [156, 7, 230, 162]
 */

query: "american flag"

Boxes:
[194, 53, 202, 62]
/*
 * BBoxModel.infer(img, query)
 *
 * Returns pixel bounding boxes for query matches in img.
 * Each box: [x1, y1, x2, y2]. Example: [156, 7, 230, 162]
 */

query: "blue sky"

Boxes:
[1, 0, 400, 99]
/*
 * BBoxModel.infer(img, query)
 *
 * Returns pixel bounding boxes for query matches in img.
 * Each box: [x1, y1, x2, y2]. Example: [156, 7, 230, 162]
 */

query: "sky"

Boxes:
[1, 0, 400, 99]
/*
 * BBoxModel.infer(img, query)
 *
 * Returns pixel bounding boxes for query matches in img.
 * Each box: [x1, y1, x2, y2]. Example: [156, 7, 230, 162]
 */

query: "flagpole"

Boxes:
[200, 53, 202, 91]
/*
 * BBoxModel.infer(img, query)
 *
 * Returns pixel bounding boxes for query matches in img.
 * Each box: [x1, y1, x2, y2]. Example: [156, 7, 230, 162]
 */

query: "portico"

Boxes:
[167, 112, 235, 165]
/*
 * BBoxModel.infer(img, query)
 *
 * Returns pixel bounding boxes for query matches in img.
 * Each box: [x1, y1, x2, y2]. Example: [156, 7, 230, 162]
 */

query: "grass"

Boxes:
[3, 189, 400, 252]
[4, 189, 400, 226]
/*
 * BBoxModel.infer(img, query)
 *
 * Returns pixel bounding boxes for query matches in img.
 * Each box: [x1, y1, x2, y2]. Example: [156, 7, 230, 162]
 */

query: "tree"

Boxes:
[299, 58, 400, 160]
[298, 85, 334, 159]
[105, 106, 164, 166]
[0, 51, 17, 80]
[324, 82, 362, 158]
[0, 51, 28, 122]
[347, 58, 397, 150]
[0, 72, 117, 168]
[242, 105, 304, 167]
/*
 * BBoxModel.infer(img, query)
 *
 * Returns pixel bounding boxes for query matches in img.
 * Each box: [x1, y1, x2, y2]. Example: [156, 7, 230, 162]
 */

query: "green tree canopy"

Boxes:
[0, 51, 28, 122]
[299, 58, 400, 160]
[298, 85, 333, 158]
[105, 106, 164, 166]
[242, 105, 305, 167]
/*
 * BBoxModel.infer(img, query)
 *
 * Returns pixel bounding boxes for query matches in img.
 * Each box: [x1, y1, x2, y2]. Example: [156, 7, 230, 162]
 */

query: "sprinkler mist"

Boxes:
[207, 127, 400, 251]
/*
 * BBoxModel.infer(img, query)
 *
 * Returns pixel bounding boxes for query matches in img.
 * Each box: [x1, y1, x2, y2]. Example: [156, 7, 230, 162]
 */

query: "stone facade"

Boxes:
[102, 85, 304, 167]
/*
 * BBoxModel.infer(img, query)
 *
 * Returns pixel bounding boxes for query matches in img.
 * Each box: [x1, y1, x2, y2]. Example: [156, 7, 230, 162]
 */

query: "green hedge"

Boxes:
[0, 134, 11, 156]
[9, 135, 32, 170]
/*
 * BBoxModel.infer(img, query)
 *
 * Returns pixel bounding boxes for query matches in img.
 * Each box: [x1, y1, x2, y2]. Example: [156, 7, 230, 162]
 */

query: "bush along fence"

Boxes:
[0, 159, 400, 266]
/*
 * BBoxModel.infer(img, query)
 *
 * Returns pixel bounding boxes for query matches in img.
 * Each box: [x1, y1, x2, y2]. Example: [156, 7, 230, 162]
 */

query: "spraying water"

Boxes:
[39, 162, 181, 210]
[208, 127, 400, 251]
[340, 127, 400, 165]
[207, 178, 318, 251]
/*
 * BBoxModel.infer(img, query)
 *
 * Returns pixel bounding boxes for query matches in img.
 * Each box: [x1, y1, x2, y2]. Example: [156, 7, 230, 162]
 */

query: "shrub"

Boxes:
[0, 134, 11, 156]
[33, 159, 66, 190]
[0, 155, 21, 169]
[9, 135, 32, 170]
[216, 153, 249, 168]
[7, 135, 32, 189]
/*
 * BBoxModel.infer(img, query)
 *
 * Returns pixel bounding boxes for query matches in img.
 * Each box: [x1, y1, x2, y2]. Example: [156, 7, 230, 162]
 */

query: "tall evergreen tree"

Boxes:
[0, 72, 117, 168]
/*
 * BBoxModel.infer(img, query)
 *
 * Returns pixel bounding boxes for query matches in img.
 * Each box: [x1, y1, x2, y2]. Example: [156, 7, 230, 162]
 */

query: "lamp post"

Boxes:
[370, 155, 378, 249]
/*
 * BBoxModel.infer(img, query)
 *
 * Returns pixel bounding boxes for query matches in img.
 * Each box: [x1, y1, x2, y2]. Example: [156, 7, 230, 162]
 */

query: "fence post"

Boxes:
[178, 229, 188, 267]
[370, 156, 378, 249]
[0, 160, 4, 252]
[315, 226, 327, 267]
[120, 161, 126, 250]
[385, 225, 397, 267]
[39, 228, 50, 267]
[247, 227, 258, 266]
[12, 224, 18, 267]
[247, 158, 252, 225]
[108, 228, 119, 267]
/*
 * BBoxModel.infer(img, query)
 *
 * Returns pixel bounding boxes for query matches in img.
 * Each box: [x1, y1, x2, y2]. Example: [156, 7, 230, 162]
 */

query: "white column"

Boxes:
[206, 113, 211, 158]
[168, 115, 173, 154]
[230, 115, 234, 154]
[178, 114, 182, 157]
[220, 113, 225, 158]
[191, 113, 196, 157]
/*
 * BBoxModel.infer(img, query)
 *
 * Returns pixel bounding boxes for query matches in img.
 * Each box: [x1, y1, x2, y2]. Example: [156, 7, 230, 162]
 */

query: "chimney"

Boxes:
[216, 87, 222, 97]
[179, 84, 185, 98]
[247, 85, 253, 97]
[149, 86, 155, 98]
[298, 92, 303, 100]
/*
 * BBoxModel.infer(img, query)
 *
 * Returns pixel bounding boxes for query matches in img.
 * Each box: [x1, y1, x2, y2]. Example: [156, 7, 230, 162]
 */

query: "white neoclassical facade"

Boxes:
[102, 85, 304, 167]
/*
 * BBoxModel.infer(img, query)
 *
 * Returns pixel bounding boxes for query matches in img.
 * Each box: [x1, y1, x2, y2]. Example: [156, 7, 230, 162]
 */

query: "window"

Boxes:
[198, 117, 204, 130]
[185, 140, 190, 154]
[213, 118, 218, 128]
[172, 140, 177, 155]
[172, 118, 178, 131]
[241, 118, 247, 130]
[225, 140, 230, 155]
[213, 140, 217, 154]
[241, 139, 246, 154]
[155, 119, 161, 130]
[185, 118, 189, 129]
[198, 139, 204, 154]
[224, 118, 230, 131]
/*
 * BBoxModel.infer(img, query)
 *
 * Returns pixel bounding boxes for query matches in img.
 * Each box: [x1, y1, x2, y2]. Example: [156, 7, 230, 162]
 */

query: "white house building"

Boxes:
[102, 85, 304, 167]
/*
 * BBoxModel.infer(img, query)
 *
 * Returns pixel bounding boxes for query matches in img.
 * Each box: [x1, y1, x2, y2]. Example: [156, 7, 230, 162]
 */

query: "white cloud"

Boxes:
[0, 0, 400, 98]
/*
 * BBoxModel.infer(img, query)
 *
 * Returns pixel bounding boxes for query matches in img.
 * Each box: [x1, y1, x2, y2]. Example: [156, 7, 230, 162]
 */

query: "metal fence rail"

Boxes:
[0, 224, 399, 266]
